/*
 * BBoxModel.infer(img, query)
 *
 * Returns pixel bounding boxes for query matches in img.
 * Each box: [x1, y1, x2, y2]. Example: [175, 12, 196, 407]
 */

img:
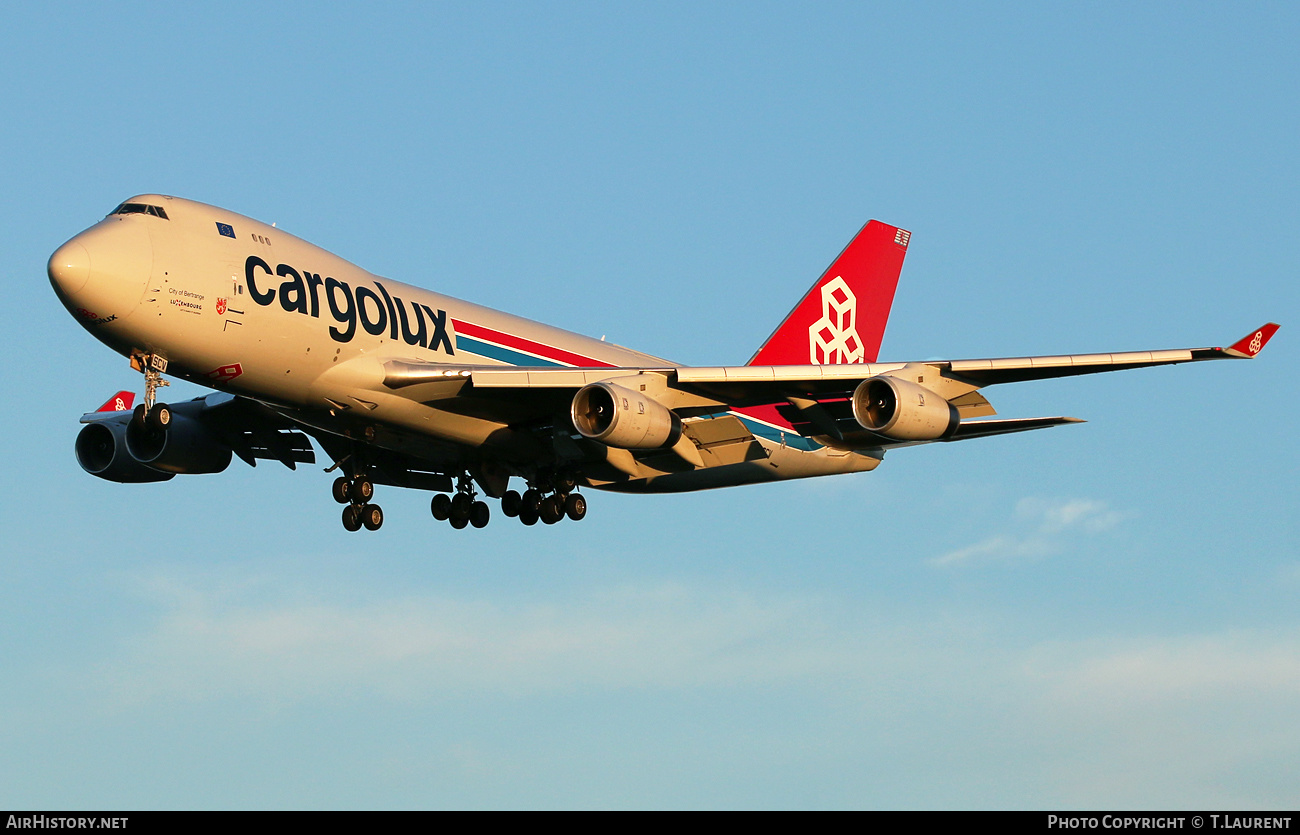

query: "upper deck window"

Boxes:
[110, 202, 169, 220]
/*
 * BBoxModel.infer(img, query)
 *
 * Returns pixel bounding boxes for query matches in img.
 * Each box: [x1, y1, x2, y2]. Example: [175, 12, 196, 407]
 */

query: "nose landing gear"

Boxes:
[127, 352, 172, 449]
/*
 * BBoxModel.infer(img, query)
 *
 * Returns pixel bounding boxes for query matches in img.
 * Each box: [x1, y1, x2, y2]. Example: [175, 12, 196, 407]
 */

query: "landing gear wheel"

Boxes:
[519, 506, 539, 526]
[540, 494, 564, 525]
[332, 477, 352, 504]
[362, 504, 384, 531]
[341, 504, 362, 532]
[130, 403, 162, 444]
[451, 492, 472, 520]
[450, 515, 469, 530]
[470, 501, 490, 529]
[565, 493, 587, 521]
[500, 490, 522, 518]
[430, 493, 451, 520]
[350, 476, 374, 504]
[148, 403, 172, 431]
[555, 474, 577, 494]
[522, 489, 542, 515]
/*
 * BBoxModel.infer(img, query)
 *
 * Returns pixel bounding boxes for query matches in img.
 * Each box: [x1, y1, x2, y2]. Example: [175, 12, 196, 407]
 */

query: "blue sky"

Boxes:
[1, 1, 1296, 809]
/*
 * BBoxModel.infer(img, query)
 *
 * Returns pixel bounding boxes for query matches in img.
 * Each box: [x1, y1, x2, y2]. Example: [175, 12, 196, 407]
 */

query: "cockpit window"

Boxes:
[110, 202, 169, 220]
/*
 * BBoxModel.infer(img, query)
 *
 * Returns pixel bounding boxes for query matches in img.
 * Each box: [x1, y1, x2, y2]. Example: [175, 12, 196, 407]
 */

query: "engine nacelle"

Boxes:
[75, 420, 175, 483]
[571, 382, 683, 449]
[125, 411, 233, 475]
[851, 376, 959, 441]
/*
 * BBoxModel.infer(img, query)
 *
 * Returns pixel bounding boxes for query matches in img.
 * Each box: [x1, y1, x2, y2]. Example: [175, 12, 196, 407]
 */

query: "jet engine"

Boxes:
[76, 402, 234, 483]
[851, 376, 959, 440]
[75, 420, 175, 483]
[570, 382, 683, 449]
[124, 410, 233, 475]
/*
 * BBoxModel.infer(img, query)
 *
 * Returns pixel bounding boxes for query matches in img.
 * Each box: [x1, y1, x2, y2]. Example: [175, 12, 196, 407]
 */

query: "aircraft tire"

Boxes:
[470, 501, 490, 528]
[519, 506, 539, 526]
[540, 495, 564, 525]
[565, 493, 587, 521]
[148, 403, 172, 431]
[430, 493, 451, 520]
[500, 490, 522, 518]
[351, 476, 375, 504]
[522, 489, 542, 515]
[341, 504, 363, 532]
[332, 477, 352, 504]
[450, 515, 469, 530]
[362, 504, 384, 531]
[555, 474, 577, 493]
[451, 492, 472, 520]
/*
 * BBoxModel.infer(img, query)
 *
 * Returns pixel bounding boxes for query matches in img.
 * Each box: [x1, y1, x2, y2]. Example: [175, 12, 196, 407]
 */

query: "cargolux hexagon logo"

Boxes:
[808, 276, 864, 364]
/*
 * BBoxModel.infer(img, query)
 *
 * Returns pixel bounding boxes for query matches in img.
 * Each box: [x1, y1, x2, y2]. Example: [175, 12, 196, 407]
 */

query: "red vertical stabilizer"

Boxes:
[748, 220, 909, 366]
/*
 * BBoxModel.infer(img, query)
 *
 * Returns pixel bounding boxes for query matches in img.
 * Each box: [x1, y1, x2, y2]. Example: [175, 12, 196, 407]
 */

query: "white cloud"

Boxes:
[94, 577, 856, 705]
[69, 570, 1300, 807]
[931, 497, 1124, 567]
[1029, 631, 1300, 704]
[1015, 631, 1300, 807]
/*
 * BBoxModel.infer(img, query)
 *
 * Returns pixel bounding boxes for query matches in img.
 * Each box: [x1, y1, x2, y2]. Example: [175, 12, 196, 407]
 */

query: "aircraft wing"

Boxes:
[385, 322, 1279, 401]
[373, 322, 1277, 450]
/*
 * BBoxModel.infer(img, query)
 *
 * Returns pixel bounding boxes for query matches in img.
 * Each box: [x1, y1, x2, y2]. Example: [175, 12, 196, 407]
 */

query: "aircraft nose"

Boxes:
[48, 239, 91, 296]
[48, 219, 154, 320]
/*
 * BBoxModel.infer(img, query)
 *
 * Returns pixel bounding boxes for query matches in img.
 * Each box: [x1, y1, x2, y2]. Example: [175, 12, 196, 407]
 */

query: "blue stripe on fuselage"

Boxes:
[454, 335, 566, 367]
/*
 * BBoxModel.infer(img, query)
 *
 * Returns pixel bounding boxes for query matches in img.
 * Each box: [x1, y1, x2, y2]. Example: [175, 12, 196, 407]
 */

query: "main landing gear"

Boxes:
[497, 473, 586, 527]
[333, 473, 384, 532]
[430, 474, 491, 530]
[327, 466, 589, 533]
[428, 472, 588, 530]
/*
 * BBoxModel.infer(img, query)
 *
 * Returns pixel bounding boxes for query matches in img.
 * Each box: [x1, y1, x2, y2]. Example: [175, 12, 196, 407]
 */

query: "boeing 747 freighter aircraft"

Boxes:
[49, 195, 1278, 531]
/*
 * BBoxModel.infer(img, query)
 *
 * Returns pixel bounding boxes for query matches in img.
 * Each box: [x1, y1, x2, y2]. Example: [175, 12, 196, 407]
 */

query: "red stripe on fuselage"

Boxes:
[452, 319, 617, 368]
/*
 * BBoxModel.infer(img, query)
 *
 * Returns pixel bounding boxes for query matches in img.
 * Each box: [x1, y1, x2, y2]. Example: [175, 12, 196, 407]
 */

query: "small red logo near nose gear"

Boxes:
[206, 363, 243, 383]
[216, 298, 227, 315]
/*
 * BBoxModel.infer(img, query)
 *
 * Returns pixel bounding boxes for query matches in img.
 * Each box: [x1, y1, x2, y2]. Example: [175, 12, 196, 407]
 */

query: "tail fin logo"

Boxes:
[809, 276, 864, 364]
[748, 220, 908, 367]
[95, 391, 135, 413]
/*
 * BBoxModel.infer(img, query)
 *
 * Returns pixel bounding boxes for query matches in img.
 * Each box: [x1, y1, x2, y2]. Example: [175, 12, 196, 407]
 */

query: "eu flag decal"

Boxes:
[216, 222, 236, 238]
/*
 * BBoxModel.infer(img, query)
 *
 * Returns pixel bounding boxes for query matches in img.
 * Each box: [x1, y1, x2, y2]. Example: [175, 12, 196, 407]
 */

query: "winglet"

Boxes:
[96, 391, 136, 412]
[1223, 323, 1280, 358]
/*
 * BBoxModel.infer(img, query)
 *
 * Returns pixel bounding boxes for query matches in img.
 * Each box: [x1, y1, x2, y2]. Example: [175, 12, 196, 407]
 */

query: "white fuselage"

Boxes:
[49, 195, 879, 491]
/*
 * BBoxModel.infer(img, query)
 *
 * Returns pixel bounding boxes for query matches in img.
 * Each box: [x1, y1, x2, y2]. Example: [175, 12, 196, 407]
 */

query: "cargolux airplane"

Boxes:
[49, 195, 1278, 531]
